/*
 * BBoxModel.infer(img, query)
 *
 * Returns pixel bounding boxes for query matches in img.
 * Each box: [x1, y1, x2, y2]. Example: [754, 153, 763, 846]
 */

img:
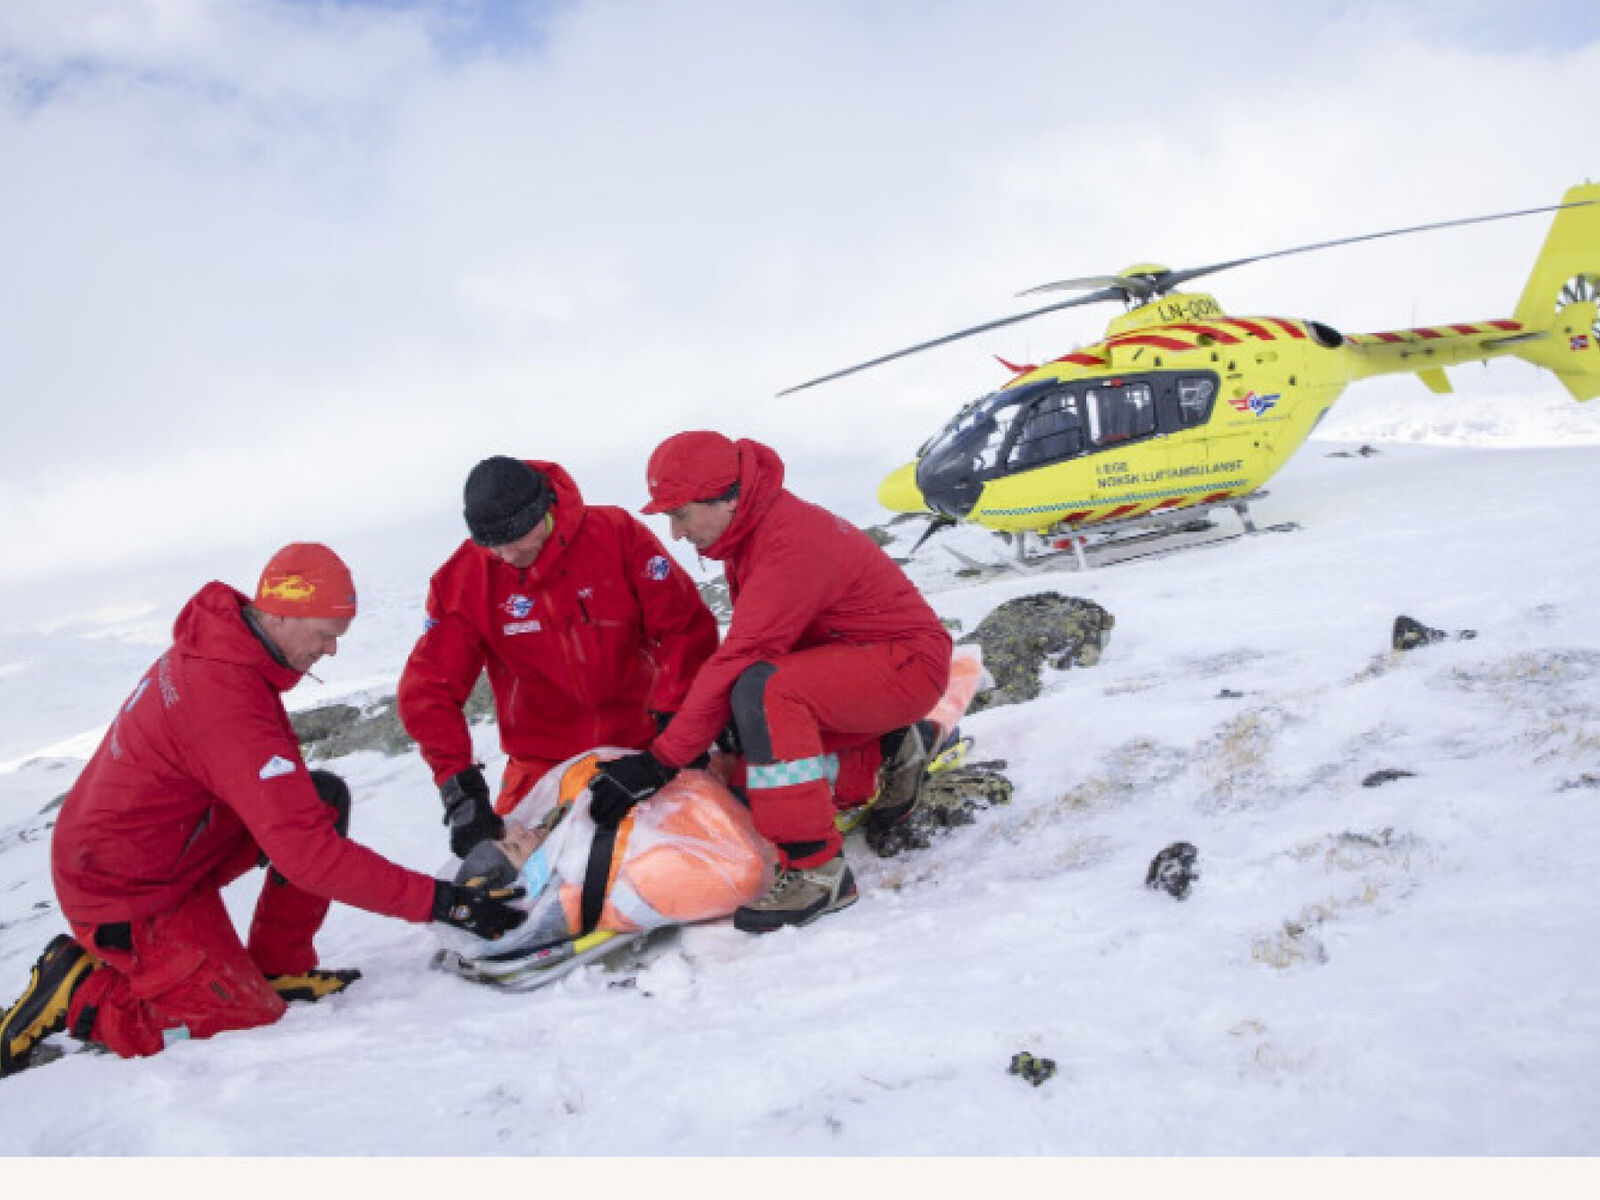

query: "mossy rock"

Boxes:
[292, 673, 497, 762]
[864, 766, 1013, 858]
[959, 592, 1114, 712]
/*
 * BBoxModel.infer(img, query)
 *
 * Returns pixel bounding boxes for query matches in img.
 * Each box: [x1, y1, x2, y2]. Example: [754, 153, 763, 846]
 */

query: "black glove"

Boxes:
[714, 719, 743, 757]
[440, 766, 504, 859]
[589, 751, 673, 828]
[431, 879, 528, 941]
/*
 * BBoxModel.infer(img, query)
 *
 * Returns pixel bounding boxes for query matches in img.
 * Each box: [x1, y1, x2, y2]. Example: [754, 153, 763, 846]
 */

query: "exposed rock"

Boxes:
[1393, 615, 1477, 652]
[1145, 841, 1199, 899]
[1008, 1050, 1057, 1087]
[697, 578, 732, 623]
[864, 766, 1013, 858]
[959, 592, 1114, 713]
[292, 673, 497, 762]
[1362, 768, 1416, 788]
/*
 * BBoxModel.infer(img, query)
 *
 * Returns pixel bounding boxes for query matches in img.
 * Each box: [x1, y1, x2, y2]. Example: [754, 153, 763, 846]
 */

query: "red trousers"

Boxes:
[732, 641, 948, 869]
[65, 838, 333, 1059]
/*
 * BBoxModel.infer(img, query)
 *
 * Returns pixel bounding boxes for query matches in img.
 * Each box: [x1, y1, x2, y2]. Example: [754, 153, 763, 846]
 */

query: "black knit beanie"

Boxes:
[463, 457, 554, 547]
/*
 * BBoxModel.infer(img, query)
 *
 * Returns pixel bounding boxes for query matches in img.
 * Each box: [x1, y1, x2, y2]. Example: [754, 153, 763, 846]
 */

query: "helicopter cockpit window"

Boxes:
[1007, 390, 1085, 467]
[1086, 382, 1156, 446]
[1177, 376, 1216, 427]
[921, 381, 1052, 478]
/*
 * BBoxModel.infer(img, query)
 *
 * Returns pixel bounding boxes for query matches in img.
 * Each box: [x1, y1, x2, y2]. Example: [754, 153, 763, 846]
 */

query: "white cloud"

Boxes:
[2, 0, 1598, 584]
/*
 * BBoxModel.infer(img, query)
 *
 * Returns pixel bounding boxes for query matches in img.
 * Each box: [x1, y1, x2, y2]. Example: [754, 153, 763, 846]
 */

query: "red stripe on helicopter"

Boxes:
[996, 356, 1037, 376]
[1150, 497, 1187, 511]
[1200, 491, 1234, 505]
[1219, 318, 1275, 340]
[1169, 324, 1242, 344]
[1107, 334, 1194, 352]
[1103, 504, 1141, 520]
[1048, 351, 1109, 367]
[1060, 511, 1095, 524]
[1449, 324, 1486, 335]
[1410, 327, 1444, 340]
[1490, 319, 1521, 331]
[1266, 319, 1306, 340]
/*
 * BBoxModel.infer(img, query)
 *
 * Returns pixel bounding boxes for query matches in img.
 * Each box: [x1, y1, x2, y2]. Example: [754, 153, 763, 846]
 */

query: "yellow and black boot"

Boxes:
[0, 934, 101, 1077]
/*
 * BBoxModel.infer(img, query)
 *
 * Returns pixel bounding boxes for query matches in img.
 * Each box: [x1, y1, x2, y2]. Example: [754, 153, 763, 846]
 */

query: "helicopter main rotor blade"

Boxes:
[1015, 274, 1143, 298]
[777, 286, 1124, 397]
[1158, 198, 1599, 292]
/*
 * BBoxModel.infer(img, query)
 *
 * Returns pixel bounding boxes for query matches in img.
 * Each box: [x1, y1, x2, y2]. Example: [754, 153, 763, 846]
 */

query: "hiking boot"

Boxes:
[267, 968, 362, 1003]
[1, 934, 100, 1077]
[866, 720, 936, 834]
[734, 855, 858, 934]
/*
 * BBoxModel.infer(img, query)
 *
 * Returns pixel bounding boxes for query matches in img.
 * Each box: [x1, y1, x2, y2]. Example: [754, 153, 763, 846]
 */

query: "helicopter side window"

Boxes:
[1177, 376, 1216, 427]
[1086, 382, 1155, 447]
[1007, 390, 1085, 466]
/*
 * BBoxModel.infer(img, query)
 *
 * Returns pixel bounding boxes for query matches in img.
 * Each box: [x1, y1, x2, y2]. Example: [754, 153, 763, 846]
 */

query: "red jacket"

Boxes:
[651, 439, 953, 769]
[399, 461, 719, 783]
[52, 583, 437, 927]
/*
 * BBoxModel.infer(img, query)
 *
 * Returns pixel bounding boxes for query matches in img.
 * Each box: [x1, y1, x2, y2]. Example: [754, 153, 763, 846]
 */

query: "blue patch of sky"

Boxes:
[1363, 0, 1600, 54]
[274, 0, 575, 62]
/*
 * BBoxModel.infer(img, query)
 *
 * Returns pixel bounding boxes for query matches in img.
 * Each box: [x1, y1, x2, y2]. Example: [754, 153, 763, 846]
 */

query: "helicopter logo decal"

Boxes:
[1228, 391, 1280, 417]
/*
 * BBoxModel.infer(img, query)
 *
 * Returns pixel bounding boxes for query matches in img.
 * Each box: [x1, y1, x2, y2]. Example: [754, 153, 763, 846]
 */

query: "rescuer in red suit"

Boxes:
[587, 432, 952, 933]
[0, 544, 525, 1075]
[398, 456, 719, 862]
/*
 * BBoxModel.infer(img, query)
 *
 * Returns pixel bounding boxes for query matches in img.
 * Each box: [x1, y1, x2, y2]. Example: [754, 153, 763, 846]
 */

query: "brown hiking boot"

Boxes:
[734, 855, 858, 933]
[866, 720, 935, 834]
[1, 935, 101, 1077]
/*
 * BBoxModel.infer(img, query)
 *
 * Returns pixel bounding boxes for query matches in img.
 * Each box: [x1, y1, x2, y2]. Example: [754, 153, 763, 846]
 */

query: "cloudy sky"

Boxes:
[2, 0, 1598, 595]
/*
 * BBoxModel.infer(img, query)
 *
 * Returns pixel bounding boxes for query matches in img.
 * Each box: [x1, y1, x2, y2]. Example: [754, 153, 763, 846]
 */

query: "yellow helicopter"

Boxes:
[782, 182, 1600, 567]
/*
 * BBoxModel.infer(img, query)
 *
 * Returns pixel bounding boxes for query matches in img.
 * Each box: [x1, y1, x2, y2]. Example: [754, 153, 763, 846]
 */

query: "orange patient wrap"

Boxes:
[440, 750, 778, 957]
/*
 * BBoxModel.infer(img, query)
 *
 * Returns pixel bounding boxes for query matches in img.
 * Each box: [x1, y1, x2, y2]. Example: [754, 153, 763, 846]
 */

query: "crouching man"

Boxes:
[589, 432, 953, 933]
[0, 543, 525, 1076]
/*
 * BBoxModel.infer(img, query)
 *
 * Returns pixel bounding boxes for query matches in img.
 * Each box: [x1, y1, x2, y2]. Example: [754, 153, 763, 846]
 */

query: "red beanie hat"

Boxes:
[255, 543, 358, 619]
[640, 431, 740, 515]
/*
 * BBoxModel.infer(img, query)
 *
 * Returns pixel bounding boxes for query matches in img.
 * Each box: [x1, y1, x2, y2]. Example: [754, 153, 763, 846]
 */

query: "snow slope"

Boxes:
[2, 392, 1599, 1156]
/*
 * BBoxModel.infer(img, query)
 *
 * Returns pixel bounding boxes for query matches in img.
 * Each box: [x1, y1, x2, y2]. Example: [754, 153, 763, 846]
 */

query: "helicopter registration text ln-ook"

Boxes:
[784, 183, 1600, 566]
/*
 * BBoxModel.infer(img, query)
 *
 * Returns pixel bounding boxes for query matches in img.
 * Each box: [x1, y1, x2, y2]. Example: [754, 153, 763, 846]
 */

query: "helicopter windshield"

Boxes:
[919, 381, 1052, 468]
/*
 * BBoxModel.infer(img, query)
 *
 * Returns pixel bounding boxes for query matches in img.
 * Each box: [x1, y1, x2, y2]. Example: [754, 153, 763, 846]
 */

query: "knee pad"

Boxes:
[729, 662, 778, 764]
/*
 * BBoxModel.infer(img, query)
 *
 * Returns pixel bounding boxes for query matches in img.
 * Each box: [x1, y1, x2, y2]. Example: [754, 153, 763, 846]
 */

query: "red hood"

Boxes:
[704, 439, 785, 562]
[173, 581, 304, 694]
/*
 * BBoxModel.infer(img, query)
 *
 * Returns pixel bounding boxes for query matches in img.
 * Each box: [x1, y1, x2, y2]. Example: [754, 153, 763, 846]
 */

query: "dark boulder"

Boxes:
[959, 592, 1114, 713]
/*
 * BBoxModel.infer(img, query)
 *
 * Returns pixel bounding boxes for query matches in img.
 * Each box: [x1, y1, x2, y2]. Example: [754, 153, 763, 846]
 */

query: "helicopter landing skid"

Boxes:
[948, 492, 1294, 575]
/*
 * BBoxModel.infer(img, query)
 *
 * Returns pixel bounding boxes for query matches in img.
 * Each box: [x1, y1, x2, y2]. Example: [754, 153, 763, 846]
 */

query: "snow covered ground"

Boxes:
[2, 386, 1600, 1158]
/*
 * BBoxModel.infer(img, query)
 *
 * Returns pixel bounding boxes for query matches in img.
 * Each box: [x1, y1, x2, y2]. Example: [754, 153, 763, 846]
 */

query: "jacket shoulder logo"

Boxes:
[259, 755, 297, 780]
[645, 555, 672, 581]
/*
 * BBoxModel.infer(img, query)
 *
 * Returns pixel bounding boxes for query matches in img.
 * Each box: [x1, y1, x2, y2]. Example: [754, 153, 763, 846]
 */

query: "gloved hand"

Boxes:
[440, 766, 504, 859]
[715, 719, 743, 757]
[589, 751, 673, 828]
[431, 879, 528, 941]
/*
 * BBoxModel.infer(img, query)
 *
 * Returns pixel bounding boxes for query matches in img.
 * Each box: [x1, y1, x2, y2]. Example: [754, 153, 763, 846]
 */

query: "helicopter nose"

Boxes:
[915, 446, 983, 520]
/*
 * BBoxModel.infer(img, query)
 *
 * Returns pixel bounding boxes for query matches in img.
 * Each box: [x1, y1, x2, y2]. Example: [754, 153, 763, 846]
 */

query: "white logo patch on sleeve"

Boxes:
[259, 755, 297, 780]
